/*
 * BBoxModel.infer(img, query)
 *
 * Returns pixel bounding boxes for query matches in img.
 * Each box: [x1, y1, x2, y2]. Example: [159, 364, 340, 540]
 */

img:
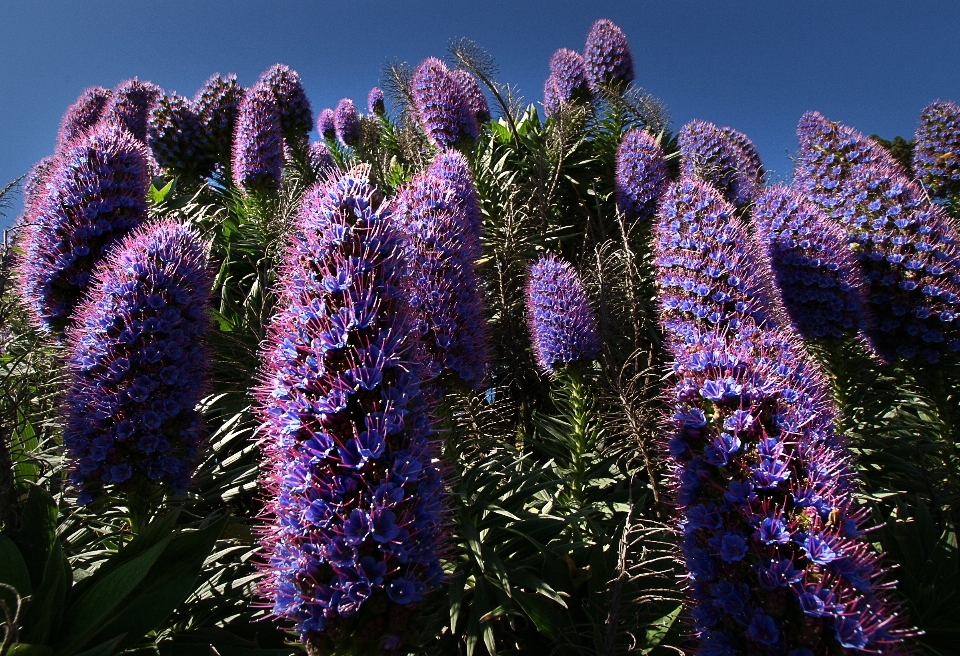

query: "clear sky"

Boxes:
[2, 0, 959, 225]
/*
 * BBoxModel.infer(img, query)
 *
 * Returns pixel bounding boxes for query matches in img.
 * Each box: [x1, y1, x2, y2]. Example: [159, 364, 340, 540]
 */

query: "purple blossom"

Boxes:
[17, 122, 150, 334]
[257, 169, 444, 651]
[583, 19, 634, 89]
[449, 69, 490, 124]
[334, 98, 360, 147]
[16, 156, 56, 231]
[678, 120, 762, 207]
[317, 108, 336, 140]
[751, 185, 867, 340]
[308, 141, 334, 171]
[259, 64, 313, 141]
[56, 86, 112, 150]
[147, 93, 210, 177]
[525, 254, 598, 373]
[912, 99, 960, 197]
[720, 126, 764, 182]
[367, 87, 385, 115]
[549, 48, 590, 106]
[425, 150, 483, 259]
[410, 57, 478, 150]
[231, 82, 283, 193]
[101, 79, 163, 142]
[542, 76, 561, 119]
[615, 129, 669, 220]
[193, 73, 243, 169]
[63, 220, 209, 505]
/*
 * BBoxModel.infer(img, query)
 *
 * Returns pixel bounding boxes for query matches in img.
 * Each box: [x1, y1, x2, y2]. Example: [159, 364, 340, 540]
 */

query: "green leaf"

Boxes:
[8, 645, 54, 656]
[639, 604, 682, 654]
[510, 589, 564, 639]
[15, 483, 58, 589]
[70, 635, 126, 656]
[20, 541, 68, 645]
[0, 535, 32, 600]
[148, 178, 175, 204]
[11, 411, 38, 483]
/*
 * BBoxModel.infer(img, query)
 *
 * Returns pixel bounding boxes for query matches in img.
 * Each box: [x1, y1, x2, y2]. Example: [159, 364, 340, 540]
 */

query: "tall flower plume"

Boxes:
[193, 72, 243, 169]
[16, 156, 56, 232]
[18, 122, 151, 334]
[395, 153, 488, 387]
[367, 87, 385, 116]
[317, 108, 336, 140]
[257, 169, 444, 653]
[259, 64, 313, 141]
[912, 99, 960, 197]
[795, 111, 960, 362]
[308, 141, 334, 171]
[678, 120, 762, 207]
[583, 19, 634, 89]
[615, 128, 669, 220]
[64, 220, 209, 505]
[752, 186, 867, 340]
[231, 82, 284, 194]
[720, 126, 764, 182]
[525, 254, 598, 373]
[56, 86, 112, 151]
[449, 69, 490, 124]
[549, 48, 590, 106]
[101, 78, 163, 142]
[147, 93, 208, 177]
[410, 57, 478, 150]
[334, 98, 361, 147]
[542, 76, 561, 119]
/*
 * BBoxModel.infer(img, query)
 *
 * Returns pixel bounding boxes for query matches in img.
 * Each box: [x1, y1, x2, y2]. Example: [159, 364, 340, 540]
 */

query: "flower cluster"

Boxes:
[18, 122, 151, 334]
[317, 108, 336, 140]
[410, 57, 478, 150]
[334, 98, 361, 147]
[63, 221, 209, 505]
[17, 156, 56, 231]
[720, 126, 764, 182]
[259, 64, 313, 142]
[449, 69, 490, 124]
[308, 141, 334, 171]
[525, 254, 598, 373]
[542, 48, 589, 118]
[193, 73, 243, 169]
[912, 99, 960, 197]
[367, 87, 385, 115]
[583, 19, 634, 89]
[101, 78, 163, 142]
[56, 86, 112, 151]
[395, 152, 488, 388]
[257, 170, 444, 652]
[795, 111, 960, 362]
[147, 93, 208, 177]
[614, 129, 669, 220]
[231, 82, 284, 194]
[678, 120, 762, 207]
[752, 186, 866, 340]
[653, 178, 778, 341]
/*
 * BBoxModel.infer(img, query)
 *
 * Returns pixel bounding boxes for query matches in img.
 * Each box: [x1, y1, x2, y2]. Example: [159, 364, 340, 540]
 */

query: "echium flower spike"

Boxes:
[367, 87, 385, 115]
[525, 254, 598, 373]
[56, 86, 112, 150]
[259, 64, 313, 141]
[64, 220, 210, 505]
[795, 111, 960, 362]
[720, 126, 764, 183]
[449, 69, 490, 123]
[549, 48, 590, 106]
[752, 186, 867, 340]
[334, 98, 361, 147]
[257, 169, 444, 653]
[410, 57, 478, 150]
[193, 73, 243, 169]
[615, 129, 669, 220]
[18, 122, 150, 334]
[912, 99, 960, 197]
[395, 155, 488, 387]
[16, 156, 56, 231]
[147, 93, 210, 178]
[542, 76, 561, 119]
[101, 78, 163, 142]
[678, 120, 762, 207]
[231, 82, 284, 194]
[317, 108, 336, 140]
[583, 19, 634, 89]
[307, 141, 334, 171]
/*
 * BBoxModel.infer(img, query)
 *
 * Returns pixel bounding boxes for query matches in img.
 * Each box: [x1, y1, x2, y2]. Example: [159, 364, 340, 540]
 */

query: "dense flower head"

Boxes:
[752, 186, 867, 340]
[615, 129, 669, 220]
[259, 64, 313, 141]
[257, 169, 444, 650]
[542, 76, 562, 119]
[367, 87, 385, 115]
[18, 156, 56, 228]
[147, 93, 209, 177]
[448, 69, 490, 124]
[317, 108, 336, 140]
[549, 48, 590, 105]
[654, 177, 779, 341]
[18, 122, 151, 334]
[583, 19, 634, 89]
[679, 120, 762, 207]
[308, 141, 335, 171]
[231, 82, 284, 194]
[395, 155, 488, 387]
[101, 79, 163, 142]
[410, 57, 478, 150]
[334, 98, 361, 147]
[720, 126, 764, 183]
[795, 111, 960, 362]
[63, 220, 209, 505]
[912, 99, 960, 197]
[193, 73, 243, 168]
[525, 254, 598, 372]
[56, 86, 112, 150]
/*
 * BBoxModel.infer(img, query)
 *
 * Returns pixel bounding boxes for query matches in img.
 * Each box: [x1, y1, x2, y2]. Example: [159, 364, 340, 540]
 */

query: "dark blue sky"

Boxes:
[2, 1, 959, 224]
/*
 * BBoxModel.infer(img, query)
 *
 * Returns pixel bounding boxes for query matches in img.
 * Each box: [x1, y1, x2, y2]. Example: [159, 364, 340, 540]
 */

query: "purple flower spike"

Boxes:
[449, 69, 490, 124]
[259, 64, 313, 141]
[549, 48, 590, 105]
[679, 120, 762, 207]
[912, 100, 960, 197]
[257, 169, 444, 651]
[193, 73, 243, 168]
[615, 129, 668, 220]
[148, 93, 208, 177]
[64, 220, 210, 505]
[56, 86, 112, 150]
[752, 186, 867, 340]
[334, 98, 361, 147]
[525, 254, 598, 373]
[583, 19, 634, 89]
[231, 82, 283, 194]
[542, 76, 561, 119]
[367, 86, 386, 115]
[720, 126, 764, 183]
[795, 111, 960, 363]
[317, 108, 336, 140]
[18, 122, 151, 334]
[410, 57, 478, 150]
[16, 156, 56, 232]
[102, 78, 163, 142]
[308, 141, 334, 171]
[395, 154, 488, 387]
